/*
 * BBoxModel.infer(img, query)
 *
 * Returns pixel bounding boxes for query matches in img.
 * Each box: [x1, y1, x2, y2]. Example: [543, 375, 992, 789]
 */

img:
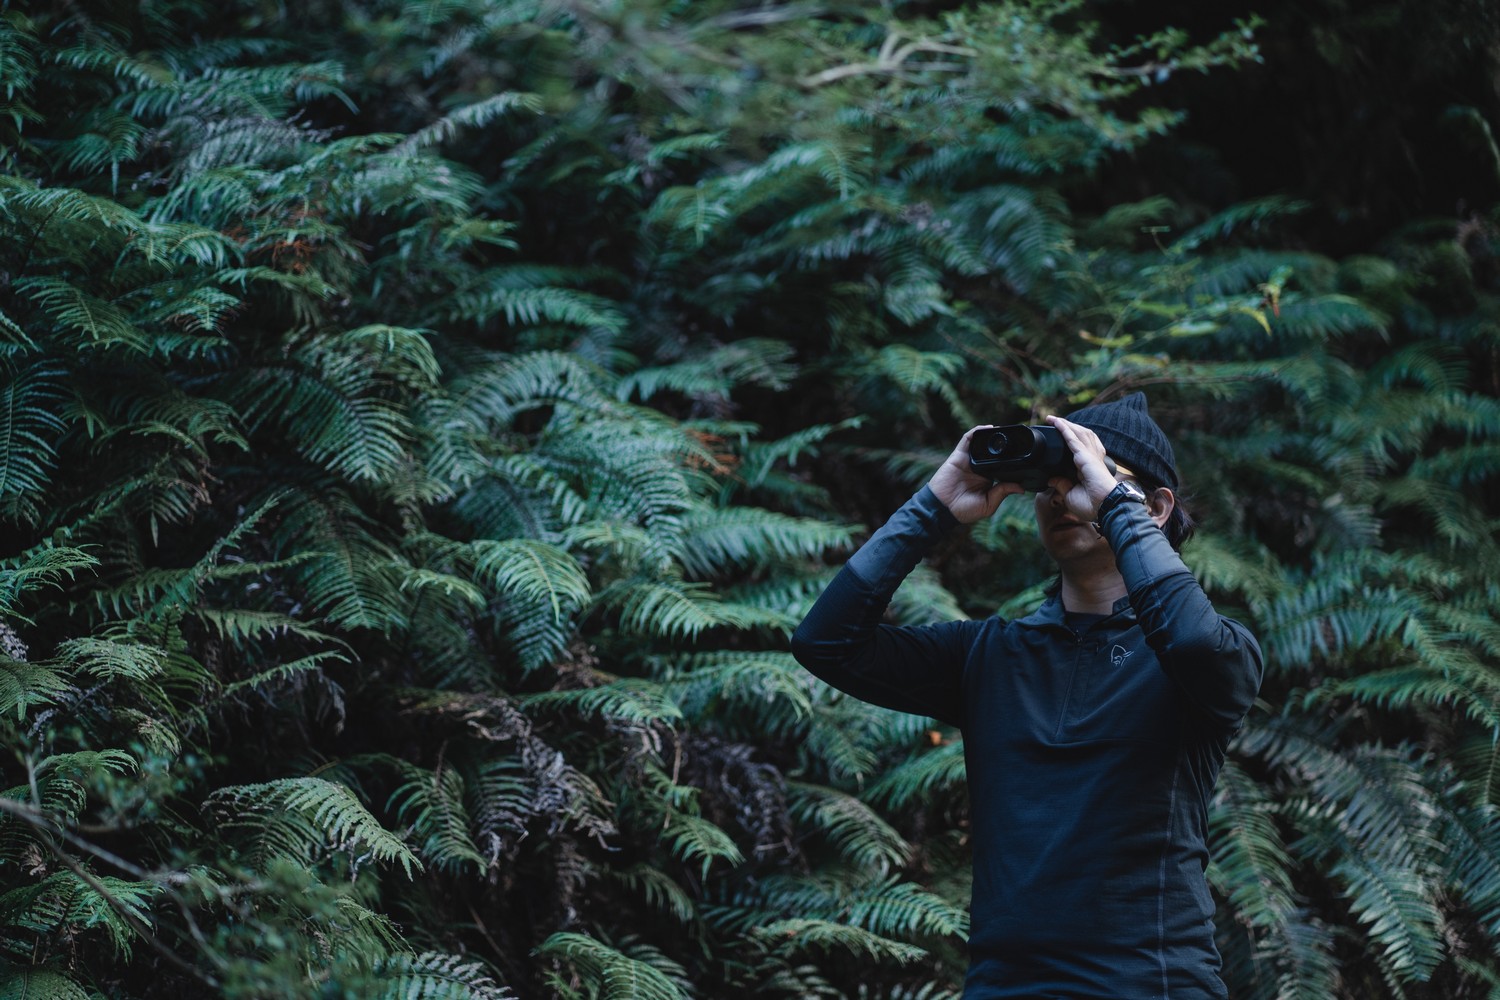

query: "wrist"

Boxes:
[1095, 480, 1148, 524]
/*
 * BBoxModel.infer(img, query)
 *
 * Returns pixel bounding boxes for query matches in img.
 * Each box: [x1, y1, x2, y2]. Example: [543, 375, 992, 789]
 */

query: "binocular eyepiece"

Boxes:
[967, 425, 1115, 491]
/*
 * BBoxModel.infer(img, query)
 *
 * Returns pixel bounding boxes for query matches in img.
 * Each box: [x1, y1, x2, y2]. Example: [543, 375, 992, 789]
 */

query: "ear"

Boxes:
[1148, 487, 1175, 529]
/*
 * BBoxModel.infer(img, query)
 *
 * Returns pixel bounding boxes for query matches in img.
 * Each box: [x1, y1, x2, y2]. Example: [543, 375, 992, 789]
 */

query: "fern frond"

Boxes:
[0, 967, 92, 1000]
[16, 277, 146, 350]
[864, 740, 967, 811]
[229, 343, 415, 484]
[341, 324, 443, 388]
[374, 951, 516, 999]
[193, 608, 345, 649]
[403, 92, 544, 149]
[466, 757, 535, 867]
[786, 781, 909, 873]
[536, 931, 692, 1000]
[1171, 196, 1311, 252]
[655, 650, 815, 725]
[522, 679, 684, 727]
[0, 871, 158, 960]
[0, 656, 70, 719]
[220, 649, 348, 698]
[210, 777, 421, 877]
[617, 338, 797, 403]
[750, 917, 926, 965]
[598, 578, 735, 640]
[1434, 800, 1500, 935]
[887, 564, 967, 626]
[0, 363, 66, 524]
[844, 877, 969, 940]
[798, 698, 882, 782]
[472, 538, 591, 622]
[278, 487, 410, 631]
[675, 506, 855, 578]
[611, 863, 697, 923]
[661, 809, 744, 878]
[1208, 759, 1341, 999]
[54, 636, 165, 682]
[448, 284, 627, 333]
[1242, 722, 1447, 981]
[386, 761, 487, 874]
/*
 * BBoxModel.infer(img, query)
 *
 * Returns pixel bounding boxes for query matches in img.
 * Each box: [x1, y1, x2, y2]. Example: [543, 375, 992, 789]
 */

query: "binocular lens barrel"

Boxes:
[983, 427, 1040, 460]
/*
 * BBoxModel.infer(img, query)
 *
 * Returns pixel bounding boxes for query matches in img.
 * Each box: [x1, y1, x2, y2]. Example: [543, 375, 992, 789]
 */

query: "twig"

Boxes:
[800, 35, 977, 88]
[0, 796, 224, 990]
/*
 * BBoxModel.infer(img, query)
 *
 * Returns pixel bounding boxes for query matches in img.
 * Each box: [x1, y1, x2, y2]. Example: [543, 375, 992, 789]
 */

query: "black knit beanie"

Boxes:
[1065, 391, 1179, 490]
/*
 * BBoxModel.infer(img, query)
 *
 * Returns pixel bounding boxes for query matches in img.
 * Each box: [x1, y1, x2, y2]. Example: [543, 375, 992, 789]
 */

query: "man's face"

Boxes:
[1033, 483, 1114, 569]
[1032, 485, 1116, 569]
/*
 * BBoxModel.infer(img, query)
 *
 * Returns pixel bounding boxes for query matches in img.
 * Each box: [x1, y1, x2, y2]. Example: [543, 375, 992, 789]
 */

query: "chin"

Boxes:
[1044, 532, 1113, 567]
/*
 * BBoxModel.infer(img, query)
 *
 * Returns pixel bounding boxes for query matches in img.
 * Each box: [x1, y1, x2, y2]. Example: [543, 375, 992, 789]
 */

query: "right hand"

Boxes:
[927, 427, 1024, 524]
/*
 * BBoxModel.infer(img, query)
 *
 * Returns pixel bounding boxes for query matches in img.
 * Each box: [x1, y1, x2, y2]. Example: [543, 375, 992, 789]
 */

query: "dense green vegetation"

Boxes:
[3, 1, 1500, 996]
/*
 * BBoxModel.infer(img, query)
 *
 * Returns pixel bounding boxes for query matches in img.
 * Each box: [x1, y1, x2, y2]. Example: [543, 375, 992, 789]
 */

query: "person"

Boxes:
[790, 392, 1263, 999]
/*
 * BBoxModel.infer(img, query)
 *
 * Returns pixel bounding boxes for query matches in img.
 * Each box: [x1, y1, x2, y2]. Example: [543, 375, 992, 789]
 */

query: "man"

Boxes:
[790, 392, 1263, 999]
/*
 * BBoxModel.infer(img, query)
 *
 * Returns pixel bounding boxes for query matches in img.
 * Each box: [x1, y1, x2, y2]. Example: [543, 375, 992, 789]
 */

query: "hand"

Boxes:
[928, 427, 1024, 524]
[1044, 415, 1119, 521]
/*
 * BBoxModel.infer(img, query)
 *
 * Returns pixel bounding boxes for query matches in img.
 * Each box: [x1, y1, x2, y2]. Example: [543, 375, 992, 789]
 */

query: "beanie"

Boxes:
[1064, 391, 1179, 490]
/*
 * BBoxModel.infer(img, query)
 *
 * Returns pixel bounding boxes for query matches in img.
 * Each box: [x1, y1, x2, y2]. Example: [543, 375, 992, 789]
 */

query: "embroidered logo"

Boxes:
[1110, 644, 1132, 669]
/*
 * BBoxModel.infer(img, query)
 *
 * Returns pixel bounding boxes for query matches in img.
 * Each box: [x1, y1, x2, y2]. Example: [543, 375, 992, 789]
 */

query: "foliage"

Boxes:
[0, 1, 1498, 998]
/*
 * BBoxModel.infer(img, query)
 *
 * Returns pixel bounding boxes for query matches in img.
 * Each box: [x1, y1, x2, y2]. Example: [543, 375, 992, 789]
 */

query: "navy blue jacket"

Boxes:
[790, 486, 1263, 999]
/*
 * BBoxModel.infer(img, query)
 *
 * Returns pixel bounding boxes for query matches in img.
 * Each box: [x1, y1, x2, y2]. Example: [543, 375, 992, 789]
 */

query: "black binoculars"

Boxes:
[967, 425, 1116, 491]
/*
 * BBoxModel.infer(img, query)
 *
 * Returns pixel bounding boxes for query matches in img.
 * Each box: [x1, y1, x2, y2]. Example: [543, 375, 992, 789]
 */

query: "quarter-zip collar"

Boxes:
[1014, 593, 1137, 630]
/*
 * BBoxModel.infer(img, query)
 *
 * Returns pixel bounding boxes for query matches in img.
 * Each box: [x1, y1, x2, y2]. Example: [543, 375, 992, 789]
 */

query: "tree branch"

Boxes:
[0, 796, 223, 992]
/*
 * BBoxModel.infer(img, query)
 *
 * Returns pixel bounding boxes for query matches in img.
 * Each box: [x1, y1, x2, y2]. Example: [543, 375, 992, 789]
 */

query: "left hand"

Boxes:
[1044, 415, 1118, 521]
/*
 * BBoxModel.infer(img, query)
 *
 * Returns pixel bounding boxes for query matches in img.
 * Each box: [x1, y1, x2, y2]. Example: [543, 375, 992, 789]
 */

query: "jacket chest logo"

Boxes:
[1110, 644, 1133, 668]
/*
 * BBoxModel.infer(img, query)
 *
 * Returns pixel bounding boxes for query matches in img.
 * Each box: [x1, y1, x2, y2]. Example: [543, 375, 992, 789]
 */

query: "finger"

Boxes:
[951, 424, 989, 458]
[989, 482, 1024, 501]
[984, 482, 1023, 516]
[1048, 415, 1104, 456]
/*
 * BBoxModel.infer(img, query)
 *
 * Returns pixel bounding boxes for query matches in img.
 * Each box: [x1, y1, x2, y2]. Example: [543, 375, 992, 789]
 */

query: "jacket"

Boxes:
[790, 485, 1263, 999]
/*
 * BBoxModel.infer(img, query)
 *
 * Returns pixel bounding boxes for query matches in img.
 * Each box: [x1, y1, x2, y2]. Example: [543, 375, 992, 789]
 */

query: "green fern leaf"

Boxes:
[535, 932, 692, 1000]
[386, 762, 487, 874]
[0, 967, 93, 1000]
[472, 538, 590, 622]
[0, 363, 66, 523]
[750, 917, 926, 965]
[210, 777, 421, 877]
[786, 781, 909, 872]
[374, 951, 516, 999]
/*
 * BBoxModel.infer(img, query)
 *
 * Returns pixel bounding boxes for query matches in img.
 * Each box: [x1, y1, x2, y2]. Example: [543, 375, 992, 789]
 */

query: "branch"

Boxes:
[800, 35, 977, 88]
[0, 796, 224, 991]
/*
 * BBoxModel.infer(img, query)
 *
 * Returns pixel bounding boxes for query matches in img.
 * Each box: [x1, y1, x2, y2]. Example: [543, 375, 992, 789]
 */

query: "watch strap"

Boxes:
[1096, 481, 1148, 523]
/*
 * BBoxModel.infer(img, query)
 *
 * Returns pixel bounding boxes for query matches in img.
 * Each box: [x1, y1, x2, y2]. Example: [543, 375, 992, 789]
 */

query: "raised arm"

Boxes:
[1048, 414, 1264, 729]
[1101, 501, 1263, 728]
[790, 429, 1021, 729]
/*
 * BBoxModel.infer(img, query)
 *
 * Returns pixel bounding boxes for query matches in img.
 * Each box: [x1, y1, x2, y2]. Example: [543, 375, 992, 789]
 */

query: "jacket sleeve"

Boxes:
[1100, 501, 1264, 730]
[789, 485, 977, 729]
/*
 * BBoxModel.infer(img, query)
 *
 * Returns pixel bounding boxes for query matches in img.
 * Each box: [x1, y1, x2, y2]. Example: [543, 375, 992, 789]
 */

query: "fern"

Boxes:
[786, 781, 910, 873]
[536, 931, 692, 1000]
[864, 741, 967, 812]
[522, 679, 684, 727]
[750, 918, 928, 965]
[210, 778, 422, 877]
[0, 363, 66, 523]
[472, 538, 591, 622]
[674, 505, 855, 578]
[0, 968, 93, 1000]
[374, 951, 517, 999]
[0, 871, 158, 961]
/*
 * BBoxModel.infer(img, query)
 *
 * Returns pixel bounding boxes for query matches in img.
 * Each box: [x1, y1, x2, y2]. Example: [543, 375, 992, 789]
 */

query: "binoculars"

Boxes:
[967, 425, 1116, 491]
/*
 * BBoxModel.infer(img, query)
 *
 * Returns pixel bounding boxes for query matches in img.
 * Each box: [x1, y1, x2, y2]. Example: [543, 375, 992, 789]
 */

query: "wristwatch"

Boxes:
[1096, 480, 1148, 523]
